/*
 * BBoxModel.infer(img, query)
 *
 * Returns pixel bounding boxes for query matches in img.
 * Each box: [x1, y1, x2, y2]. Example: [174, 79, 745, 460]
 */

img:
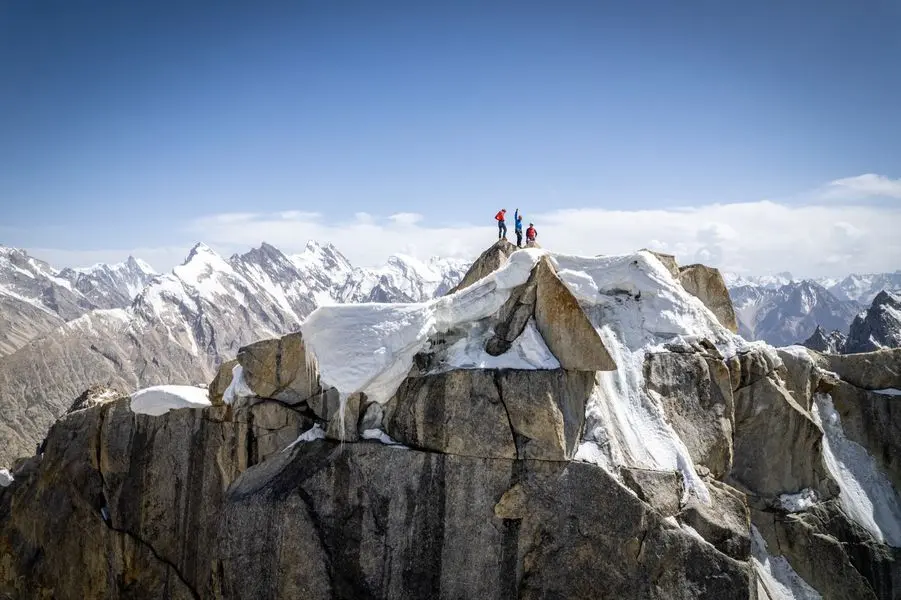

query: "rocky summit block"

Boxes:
[446, 238, 518, 294]
[384, 368, 596, 461]
[236, 332, 321, 404]
[813, 347, 901, 391]
[677, 263, 739, 334]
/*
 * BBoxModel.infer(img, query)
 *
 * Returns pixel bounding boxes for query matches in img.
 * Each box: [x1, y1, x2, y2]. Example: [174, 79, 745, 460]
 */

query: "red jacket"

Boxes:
[495, 210, 506, 221]
[526, 226, 537, 240]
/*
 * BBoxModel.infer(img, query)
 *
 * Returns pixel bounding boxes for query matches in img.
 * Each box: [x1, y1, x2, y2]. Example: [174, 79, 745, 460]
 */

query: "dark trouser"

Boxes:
[516, 230, 522, 247]
[498, 221, 507, 238]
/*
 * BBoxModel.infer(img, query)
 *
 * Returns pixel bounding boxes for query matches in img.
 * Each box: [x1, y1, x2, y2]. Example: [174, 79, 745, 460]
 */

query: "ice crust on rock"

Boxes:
[222, 364, 256, 406]
[0, 468, 13, 487]
[750, 525, 822, 600]
[130, 385, 211, 416]
[777, 489, 819, 513]
[284, 424, 326, 451]
[812, 393, 901, 546]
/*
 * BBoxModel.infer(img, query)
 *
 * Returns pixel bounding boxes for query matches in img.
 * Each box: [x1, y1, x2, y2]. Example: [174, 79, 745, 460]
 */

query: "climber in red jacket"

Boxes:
[495, 209, 507, 240]
[526, 223, 537, 243]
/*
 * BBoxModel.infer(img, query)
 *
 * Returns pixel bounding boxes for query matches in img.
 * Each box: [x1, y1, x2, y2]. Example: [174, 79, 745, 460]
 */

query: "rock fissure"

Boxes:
[108, 523, 201, 600]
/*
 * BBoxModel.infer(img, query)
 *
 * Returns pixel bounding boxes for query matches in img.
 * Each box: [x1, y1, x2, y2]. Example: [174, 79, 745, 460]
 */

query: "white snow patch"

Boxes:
[874, 388, 901, 396]
[222, 364, 256, 405]
[0, 468, 13, 487]
[751, 525, 822, 600]
[300, 248, 547, 405]
[284, 424, 326, 451]
[361, 429, 407, 447]
[777, 489, 819, 513]
[130, 385, 211, 416]
[812, 393, 901, 546]
[440, 319, 560, 371]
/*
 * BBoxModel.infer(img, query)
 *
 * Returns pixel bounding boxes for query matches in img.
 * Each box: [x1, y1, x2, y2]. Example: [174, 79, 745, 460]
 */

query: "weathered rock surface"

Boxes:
[728, 348, 837, 501]
[0, 398, 757, 599]
[447, 239, 518, 294]
[236, 332, 320, 404]
[678, 263, 739, 333]
[678, 479, 750, 561]
[645, 350, 734, 478]
[813, 348, 901, 390]
[644, 250, 681, 279]
[384, 368, 595, 461]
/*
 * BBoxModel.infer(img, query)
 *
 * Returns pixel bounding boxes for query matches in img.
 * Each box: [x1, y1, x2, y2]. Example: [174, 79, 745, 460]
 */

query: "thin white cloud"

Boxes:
[24, 174, 901, 278]
[824, 173, 901, 199]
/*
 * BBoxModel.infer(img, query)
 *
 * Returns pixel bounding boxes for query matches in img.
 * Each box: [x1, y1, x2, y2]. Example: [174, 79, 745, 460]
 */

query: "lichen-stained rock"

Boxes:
[446, 239, 518, 294]
[221, 442, 755, 600]
[813, 348, 901, 390]
[496, 369, 595, 460]
[236, 332, 320, 404]
[729, 348, 837, 501]
[208, 358, 238, 406]
[831, 380, 901, 492]
[644, 350, 734, 478]
[384, 370, 516, 459]
[677, 264, 739, 333]
[532, 257, 616, 371]
[678, 479, 750, 561]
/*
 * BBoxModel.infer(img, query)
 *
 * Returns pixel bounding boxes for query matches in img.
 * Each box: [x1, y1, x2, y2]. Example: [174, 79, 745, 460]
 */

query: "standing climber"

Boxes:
[495, 209, 507, 239]
[526, 222, 537, 244]
[514, 208, 524, 247]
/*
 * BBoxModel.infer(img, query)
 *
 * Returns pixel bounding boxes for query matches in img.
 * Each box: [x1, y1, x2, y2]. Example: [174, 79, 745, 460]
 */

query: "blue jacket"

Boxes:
[514, 210, 523, 232]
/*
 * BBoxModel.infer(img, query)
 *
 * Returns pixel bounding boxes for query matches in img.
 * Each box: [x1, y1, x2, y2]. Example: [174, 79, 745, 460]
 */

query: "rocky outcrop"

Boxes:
[645, 349, 734, 478]
[1, 401, 755, 600]
[678, 264, 739, 333]
[486, 256, 616, 371]
[813, 347, 901, 390]
[208, 359, 237, 406]
[727, 347, 837, 501]
[236, 333, 320, 404]
[846, 290, 901, 353]
[447, 239, 518, 294]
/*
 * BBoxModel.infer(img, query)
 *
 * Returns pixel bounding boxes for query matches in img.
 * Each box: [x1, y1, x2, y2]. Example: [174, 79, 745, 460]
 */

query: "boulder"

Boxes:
[532, 257, 616, 371]
[814, 348, 901, 390]
[644, 351, 734, 478]
[485, 272, 537, 356]
[446, 239, 518, 294]
[677, 264, 739, 333]
[236, 332, 321, 404]
[208, 358, 237, 406]
[233, 400, 312, 464]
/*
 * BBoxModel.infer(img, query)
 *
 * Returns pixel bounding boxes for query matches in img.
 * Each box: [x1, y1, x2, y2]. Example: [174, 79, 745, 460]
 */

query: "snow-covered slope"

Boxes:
[59, 256, 156, 309]
[829, 272, 901, 304]
[337, 254, 470, 303]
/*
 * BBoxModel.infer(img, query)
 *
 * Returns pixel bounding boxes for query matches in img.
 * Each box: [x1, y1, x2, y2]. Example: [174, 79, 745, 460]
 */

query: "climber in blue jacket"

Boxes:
[514, 209, 524, 247]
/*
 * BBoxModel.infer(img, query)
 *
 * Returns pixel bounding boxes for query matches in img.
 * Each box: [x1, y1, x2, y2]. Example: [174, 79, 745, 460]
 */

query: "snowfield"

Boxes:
[130, 385, 212, 416]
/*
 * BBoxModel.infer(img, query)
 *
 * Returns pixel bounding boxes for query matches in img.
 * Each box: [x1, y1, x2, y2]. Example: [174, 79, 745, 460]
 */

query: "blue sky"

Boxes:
[1, 1, 900, 275]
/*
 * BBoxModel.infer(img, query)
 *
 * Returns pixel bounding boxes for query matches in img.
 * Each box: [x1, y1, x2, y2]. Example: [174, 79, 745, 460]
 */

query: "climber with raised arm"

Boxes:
[514, 208, 524, 247]
[495, 209, 507, 240]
